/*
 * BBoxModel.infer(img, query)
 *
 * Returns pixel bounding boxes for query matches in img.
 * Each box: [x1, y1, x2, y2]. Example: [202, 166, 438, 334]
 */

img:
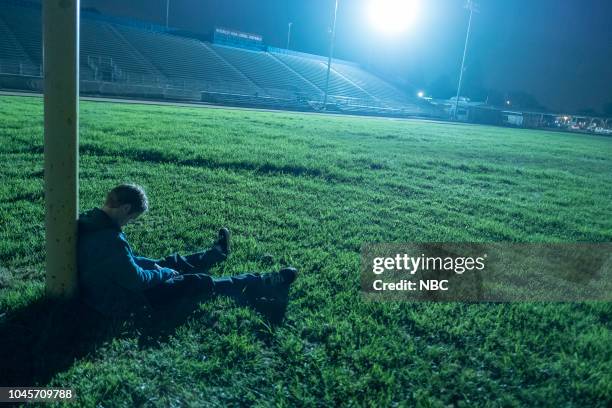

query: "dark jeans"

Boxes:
[142, 246, 262, 308]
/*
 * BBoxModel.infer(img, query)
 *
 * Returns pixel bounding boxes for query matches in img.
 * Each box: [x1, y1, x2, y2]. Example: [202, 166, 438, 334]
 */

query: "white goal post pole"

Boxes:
[43, 0, 80, 298]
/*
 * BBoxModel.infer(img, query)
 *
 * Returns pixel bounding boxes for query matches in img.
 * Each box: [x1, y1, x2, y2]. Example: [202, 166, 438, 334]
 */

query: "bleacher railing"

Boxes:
[0, 59, 41, 77]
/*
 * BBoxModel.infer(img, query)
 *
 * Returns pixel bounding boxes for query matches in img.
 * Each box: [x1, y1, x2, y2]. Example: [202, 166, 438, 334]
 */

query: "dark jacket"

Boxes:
[77, 208, 175, 316]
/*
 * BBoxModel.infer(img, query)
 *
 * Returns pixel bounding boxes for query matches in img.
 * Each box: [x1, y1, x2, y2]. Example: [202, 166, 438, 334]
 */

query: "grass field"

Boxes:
[0, 94, 611, 407]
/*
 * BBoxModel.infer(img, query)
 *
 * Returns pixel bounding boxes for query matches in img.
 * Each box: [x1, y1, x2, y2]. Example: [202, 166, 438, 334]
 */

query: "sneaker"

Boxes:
[215, 227, 231, 256]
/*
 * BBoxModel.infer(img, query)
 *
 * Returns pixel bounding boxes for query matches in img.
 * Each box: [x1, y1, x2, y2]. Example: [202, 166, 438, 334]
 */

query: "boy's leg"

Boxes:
[157, 246, 227, 274]
[213, 268, 299, 301]
[212, 273, 265, 298]
[143, 273, 215, 308]
[156, 228, 230, 274]
[145, 268, 298, 306]
[143, 272, 263, 309]
[143, 272, 260, 309]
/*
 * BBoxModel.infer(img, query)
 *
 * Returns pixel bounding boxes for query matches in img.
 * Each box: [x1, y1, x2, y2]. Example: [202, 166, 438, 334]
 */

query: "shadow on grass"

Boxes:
[0, 294, 288, 387]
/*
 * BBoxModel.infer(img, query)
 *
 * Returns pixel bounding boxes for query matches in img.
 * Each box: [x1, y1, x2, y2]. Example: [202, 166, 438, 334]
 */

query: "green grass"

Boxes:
[0, 94, 611, 407]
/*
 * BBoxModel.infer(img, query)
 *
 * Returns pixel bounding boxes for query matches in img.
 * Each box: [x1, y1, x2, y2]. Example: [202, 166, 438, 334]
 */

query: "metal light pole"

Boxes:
[453, 0, 478, 120]
[287, 22, 293, 49]
[165, 0, 170, 29]
[323, 0, 339, 109]
[43, 0, 80, 298]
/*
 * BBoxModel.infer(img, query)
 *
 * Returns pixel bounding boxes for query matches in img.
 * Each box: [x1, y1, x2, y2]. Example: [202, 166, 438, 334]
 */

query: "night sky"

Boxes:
[77, 0, 612, 114]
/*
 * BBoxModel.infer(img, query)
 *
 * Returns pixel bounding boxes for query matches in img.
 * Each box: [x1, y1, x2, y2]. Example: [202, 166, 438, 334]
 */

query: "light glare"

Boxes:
[369, 0, 418, 34]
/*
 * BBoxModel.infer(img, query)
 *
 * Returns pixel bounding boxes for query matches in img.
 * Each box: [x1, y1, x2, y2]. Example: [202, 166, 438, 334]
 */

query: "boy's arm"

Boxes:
[108, 237, 175, 291]
[132, 255, 160, 269]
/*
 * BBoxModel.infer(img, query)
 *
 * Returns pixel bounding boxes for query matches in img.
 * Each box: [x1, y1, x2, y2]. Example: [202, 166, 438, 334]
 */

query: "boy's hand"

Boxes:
[154, 263, 180, 277]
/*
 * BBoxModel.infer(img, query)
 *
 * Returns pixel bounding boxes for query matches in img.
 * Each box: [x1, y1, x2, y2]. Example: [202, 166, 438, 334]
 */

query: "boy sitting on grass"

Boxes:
[77, 184, 298, 317]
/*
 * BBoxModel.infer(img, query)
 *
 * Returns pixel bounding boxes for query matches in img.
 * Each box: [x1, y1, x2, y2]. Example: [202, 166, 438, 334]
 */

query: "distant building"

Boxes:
[462, 104, 612, 135]
[430, 96, 485, 122]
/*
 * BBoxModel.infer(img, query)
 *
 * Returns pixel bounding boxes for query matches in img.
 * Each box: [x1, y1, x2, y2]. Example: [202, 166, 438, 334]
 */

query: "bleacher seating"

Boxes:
[0, 15, 38, 75]
[0, 1, 435, 117]
[270, 52, 373, 102]
[0, 4, 42, 65]
[0, 16, 31, 64]
[210, 44, 322, 100]
[114, 25, 259, 95]
[332, 62, 409, 104]
[81, 21, 161, 81]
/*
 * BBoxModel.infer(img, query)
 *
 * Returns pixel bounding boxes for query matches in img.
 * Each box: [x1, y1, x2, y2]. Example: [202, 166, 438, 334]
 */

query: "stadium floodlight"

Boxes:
[368, 0, 419, 34]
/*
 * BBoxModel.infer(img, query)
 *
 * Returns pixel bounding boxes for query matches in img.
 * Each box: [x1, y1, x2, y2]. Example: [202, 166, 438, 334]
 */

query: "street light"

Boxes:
[165, 0, 170, 29]
[323, 0, 339, 109]
[287, 22, 293, 49]
[453, 0, 479, 120]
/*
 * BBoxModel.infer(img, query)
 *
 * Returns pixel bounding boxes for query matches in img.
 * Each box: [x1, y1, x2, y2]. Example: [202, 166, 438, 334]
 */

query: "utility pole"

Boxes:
[323, 0, 339, 109]
[165, 0, 170, 29]
[453, 0, 478, 120]
[287, 22, 293, 49]
[43, 0, 80, 298]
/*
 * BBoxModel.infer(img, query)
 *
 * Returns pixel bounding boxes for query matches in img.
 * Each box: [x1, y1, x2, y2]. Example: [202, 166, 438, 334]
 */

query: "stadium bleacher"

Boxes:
[0, 3, 41, 66]
[114, 25, 262, 94]
[0, 15, 37, 75]
[81, 21, 161, 81]
[271, 52, 373, 102]
[210, 44, 322, 100]
[0, 1, 435, 117]
[332, 61, 409, 104]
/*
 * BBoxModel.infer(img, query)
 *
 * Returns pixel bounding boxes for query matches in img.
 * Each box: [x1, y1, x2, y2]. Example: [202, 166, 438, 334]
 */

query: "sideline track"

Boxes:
[0, 90, 460, 126]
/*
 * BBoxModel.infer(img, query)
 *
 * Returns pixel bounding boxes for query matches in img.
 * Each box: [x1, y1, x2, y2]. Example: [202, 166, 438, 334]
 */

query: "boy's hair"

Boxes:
[105, 184, 149, 215]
